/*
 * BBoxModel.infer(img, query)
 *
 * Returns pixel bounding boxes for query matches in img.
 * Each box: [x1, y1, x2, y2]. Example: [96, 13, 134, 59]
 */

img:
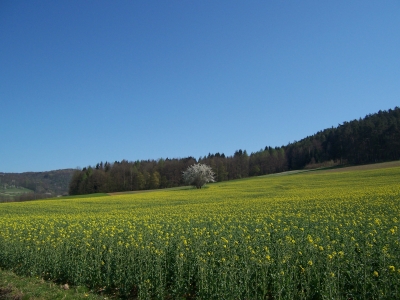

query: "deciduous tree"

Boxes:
[182, 163, 215, 189]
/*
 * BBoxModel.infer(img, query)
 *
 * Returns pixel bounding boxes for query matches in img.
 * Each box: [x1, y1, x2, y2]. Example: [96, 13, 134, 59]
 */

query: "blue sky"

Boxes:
[1, 1, 399, 173]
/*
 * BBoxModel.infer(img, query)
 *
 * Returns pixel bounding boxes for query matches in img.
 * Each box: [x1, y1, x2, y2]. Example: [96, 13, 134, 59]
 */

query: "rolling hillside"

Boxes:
[0, 169, 75, 201]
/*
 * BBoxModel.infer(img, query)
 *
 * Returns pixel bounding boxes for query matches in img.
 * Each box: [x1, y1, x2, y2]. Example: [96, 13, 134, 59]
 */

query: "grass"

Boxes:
[0, 268, 108, 300]
[317, 160, 400, 173]
[107, 185, 195, 196]
[46, 193, 110, 200]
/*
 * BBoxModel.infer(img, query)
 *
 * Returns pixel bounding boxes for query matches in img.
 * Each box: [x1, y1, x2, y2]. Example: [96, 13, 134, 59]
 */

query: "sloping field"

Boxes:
[317, 160, 400, 173]
[0, 165, 399, 299]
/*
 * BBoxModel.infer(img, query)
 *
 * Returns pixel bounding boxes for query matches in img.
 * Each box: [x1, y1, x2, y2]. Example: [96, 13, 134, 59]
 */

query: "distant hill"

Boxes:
[69, 107, 400, 196]
[0, 169, 75, 202]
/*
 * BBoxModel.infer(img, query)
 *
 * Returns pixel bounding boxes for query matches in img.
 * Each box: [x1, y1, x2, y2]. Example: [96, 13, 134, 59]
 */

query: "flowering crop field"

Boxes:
[0, 166, 399, 299]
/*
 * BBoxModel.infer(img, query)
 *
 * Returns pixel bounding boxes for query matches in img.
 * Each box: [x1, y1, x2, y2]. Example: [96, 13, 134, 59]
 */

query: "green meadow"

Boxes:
[0, 186, 33, 201]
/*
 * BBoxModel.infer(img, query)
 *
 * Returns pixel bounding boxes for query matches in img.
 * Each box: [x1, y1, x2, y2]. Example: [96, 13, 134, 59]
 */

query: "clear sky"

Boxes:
[1, 1, 399, 173]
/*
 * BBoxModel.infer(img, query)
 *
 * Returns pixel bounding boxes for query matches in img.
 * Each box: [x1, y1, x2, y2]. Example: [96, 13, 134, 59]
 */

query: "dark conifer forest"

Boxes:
[69, 107, 400, 195]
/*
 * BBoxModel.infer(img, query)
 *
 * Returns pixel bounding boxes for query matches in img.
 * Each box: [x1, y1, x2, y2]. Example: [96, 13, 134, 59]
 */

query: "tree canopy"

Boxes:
[182, 163, 215, 189]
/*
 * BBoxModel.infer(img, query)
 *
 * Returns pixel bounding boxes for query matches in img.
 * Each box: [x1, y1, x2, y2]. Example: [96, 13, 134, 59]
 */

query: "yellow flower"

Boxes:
[389, 266, 395, 272]
[308, 260, 313, 266]
[373, 271, 379, 277]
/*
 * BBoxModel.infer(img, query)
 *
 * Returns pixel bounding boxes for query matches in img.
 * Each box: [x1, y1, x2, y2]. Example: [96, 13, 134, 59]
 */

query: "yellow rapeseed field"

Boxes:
[0, 166, 399, 299]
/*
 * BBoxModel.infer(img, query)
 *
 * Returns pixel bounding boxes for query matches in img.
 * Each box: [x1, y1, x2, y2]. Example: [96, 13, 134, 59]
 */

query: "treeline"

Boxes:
[285, 107, 400, 169]
[68, 149, 287, 195]
[69, 107, 400, 195]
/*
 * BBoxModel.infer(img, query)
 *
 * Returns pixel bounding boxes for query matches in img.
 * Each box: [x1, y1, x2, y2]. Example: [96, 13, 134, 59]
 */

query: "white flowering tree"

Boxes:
[182, 163, 215, 189]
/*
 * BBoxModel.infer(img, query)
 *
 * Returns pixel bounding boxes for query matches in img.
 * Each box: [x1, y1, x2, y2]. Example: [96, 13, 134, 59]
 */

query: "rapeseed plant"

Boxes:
[0, 167, 399, 299]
